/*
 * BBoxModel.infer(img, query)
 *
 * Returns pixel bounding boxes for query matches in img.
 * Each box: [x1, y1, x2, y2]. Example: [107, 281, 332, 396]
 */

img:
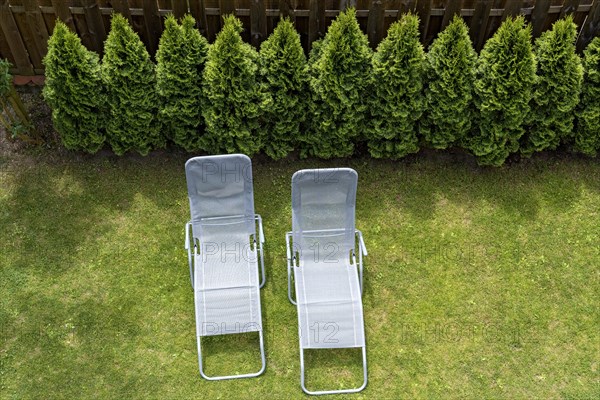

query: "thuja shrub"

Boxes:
[156, 14, 209, 152]
[521, 16, 583, 156]
[43, 21, 104, 153]
[303, 8, 372, 159]
[421, 15, 476, 150]
[367, 13, 424, 159]
[102, 14, 162, 155]
[258, 17, 308, 160]
[202, 15, 268, 155]
[573, 37, 600, 157]
[468, 16, 536, 166]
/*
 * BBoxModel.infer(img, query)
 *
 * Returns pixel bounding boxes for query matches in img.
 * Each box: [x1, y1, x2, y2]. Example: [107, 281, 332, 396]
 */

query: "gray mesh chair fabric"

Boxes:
[286, 168, 368, 395]
[184, 154, 265, 380]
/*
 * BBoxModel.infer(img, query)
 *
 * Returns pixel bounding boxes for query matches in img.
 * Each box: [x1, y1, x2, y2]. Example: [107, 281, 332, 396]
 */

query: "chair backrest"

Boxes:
[185, 154, 256, 240]
[291, 168, 357, 264]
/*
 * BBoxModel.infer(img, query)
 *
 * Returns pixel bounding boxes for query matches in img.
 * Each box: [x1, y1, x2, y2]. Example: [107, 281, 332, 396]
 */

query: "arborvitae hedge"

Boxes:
[258, 17, 307, 160]
[102, 14, 162, 155]
[468, 16, 536, 166]
[156, 14, 209, 152]
[574, 37, 600, 157]
[522, 16, 583, 156]
[421, 15, 476, 150]
[43, 21, 104, 153]
[202, 15, 267, 156]
[366, 13, 424, 159]
[303, 8, 372, 159]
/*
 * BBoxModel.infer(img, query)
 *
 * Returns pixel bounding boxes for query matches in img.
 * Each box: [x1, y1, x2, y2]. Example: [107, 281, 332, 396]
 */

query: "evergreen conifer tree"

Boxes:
[102, 14, 162, 155]
[156, 14, 209, 151]
[258, 18, 307, 160]
[367, 13, 424, 159]
[201, 15, 268, 155]
[573, 37, 600, 156]
[521, 16, 583, 156]
[302, 8, 372, 158]
[43, 21, 104, 153]
[468, 16, 536, 166]
[421, 15, 476, 150]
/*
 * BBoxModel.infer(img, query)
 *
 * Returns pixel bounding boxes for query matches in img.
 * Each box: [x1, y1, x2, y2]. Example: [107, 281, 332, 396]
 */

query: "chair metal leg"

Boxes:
[197, 330, 266, 381]
[299, 346, 368, 395]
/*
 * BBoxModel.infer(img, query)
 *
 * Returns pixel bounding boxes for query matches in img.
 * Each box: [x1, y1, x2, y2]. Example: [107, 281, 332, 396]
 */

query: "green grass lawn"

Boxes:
[1, 150, 598, 399]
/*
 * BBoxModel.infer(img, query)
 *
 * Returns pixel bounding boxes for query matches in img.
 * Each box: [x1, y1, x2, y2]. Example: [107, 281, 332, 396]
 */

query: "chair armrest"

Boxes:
[255, 214, 265, 244]
[356, 230, 367, 256]
[285, 232, 292, 264]
[185, 221, 191, 250]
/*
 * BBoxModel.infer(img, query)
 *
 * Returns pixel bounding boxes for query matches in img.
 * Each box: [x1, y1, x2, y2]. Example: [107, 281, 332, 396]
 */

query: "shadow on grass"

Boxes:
[356, 150, 600, 224]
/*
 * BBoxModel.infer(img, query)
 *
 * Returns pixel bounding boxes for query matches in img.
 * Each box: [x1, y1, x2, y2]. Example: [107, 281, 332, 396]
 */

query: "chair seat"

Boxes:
[194, 232, 261, 336]
[294, 259, 365, 349]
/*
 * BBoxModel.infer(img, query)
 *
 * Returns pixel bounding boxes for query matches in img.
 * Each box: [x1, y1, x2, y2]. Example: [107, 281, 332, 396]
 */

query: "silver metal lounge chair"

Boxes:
[286, 168, 368, 395]
[184, 154, 266, 380]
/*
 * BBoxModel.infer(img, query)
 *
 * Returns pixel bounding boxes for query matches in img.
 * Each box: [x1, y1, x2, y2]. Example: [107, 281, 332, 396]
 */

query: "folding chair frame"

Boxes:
[185, 214, 266, 380]
[286, 229, 367, 305]
[196, 312, 266, 381]
[185, 214, 266, 290]
[299, 346, 368, 395]
[286, 229, 368, 394]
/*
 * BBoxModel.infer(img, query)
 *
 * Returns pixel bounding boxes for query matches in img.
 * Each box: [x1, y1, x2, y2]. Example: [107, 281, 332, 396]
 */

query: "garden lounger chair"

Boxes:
[286, 168, 368, 395]
[184, 154, 266, 380]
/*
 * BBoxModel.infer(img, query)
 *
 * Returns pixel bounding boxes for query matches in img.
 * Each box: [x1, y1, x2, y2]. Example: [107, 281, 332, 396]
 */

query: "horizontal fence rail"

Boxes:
[1, 0, 599, 76]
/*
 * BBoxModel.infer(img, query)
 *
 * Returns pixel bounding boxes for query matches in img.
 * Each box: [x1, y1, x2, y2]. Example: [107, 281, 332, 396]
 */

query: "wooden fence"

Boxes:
[1, 1, 599, 76]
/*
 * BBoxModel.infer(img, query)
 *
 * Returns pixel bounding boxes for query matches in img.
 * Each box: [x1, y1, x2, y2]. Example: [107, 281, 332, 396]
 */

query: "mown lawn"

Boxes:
[1, 150, 598, 399]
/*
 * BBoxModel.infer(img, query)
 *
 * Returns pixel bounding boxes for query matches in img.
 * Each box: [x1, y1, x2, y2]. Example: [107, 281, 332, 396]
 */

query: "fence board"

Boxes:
[219, 0, 236, 15]
[414, 0, 431, 42]
[502, 0, 523, 20]
[22, 0, 49, 56]
[470, 0, 492, 51]
[50, 0, 76, 30]
[308, 0, 325, 49]
[279, 0, 295, 20]
[0, 22, 16, 66]
[111, 0, 131, 20]
[81, 0, 106, 53]
[10, 0, 46, 70]
[142, 0, 161, 56]
[250, 0, 267, 46]
[530, 0, 550, 37]
[367, 0, 384, 48]
[189, 0, 208, 35]
[171, 0, 188, 18]
[0, 0, 33, 73]
[397, 0, 417, 16]
[559, 0, 580, 18]
[441, 0, 462, 30]
[576, 0, 599, 52]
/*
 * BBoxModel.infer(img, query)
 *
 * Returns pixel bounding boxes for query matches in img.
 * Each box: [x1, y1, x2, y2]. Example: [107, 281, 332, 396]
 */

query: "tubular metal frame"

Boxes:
[185, 214, 266, 290]
[196, 329, 266, 381]
[286, 229, 367, 305]
[299, 346, 368, 395]
[185, 214, 266, 380]
[286, 229, 368, 394]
